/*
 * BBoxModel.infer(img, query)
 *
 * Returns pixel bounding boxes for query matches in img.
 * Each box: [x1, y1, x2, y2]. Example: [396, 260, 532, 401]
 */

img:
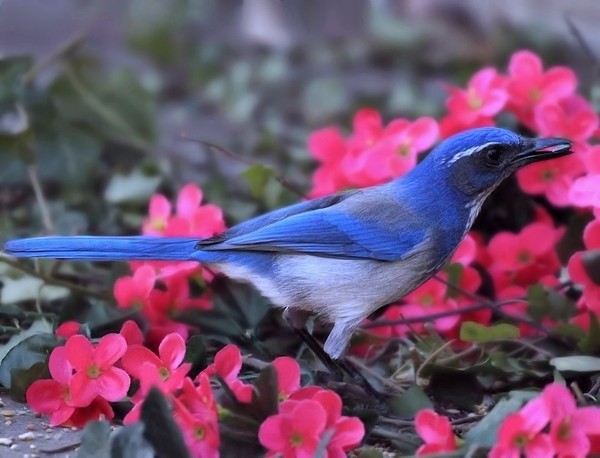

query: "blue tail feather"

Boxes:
[3, 236, 200, 261]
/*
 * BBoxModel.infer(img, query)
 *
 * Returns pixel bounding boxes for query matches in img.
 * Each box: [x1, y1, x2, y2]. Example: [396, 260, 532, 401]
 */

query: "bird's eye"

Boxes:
[485, 148, 502, 163]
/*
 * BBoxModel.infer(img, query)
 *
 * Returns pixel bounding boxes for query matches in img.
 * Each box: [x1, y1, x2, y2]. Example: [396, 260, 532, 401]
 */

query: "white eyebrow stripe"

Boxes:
[446, 141, 501, 165]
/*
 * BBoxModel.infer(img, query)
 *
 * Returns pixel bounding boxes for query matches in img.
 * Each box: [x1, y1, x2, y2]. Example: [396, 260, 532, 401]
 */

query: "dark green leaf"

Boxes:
[78, 421, 112, 458]
[464, 397, 524, 447]
[249, 365, 279, 421]
[184, 334, 207, 377]
[140, 388, 190, 458]
[9, 361, 50, 402]
[111, 423, 154, 458]
[578, 313, 600, 353]
[0, 330, 58, 389]
[0, 56, 33, 102]
[388, 384, 433, 417]
[582, 250, 600, 285]
[460, 322, 520, 343]
[424, 367, 484, 409]
[527, 284, 575, 322]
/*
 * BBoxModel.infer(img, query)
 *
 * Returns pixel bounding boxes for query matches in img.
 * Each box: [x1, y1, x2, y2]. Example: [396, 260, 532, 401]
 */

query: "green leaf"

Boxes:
[0, 275, 70, 303]
[140, 388, 190, 458]
[78, 421, 112, 458]
[388, 384, 432, 417]
[0, 56, 33, 102]
[527, 284, 576, 322]
[460, 322, 520, 343]
[241, 164, 274, 199]
[464, 396, 524, 447]
[0, 321, 57, 388]
[578, 313, 600, 353]
[111, 423, 154, 458]
[103, 168, 162, 204]
[10, 361, 50, 402]
[249, 365, 279, 421]
[550, 356, 600, 373]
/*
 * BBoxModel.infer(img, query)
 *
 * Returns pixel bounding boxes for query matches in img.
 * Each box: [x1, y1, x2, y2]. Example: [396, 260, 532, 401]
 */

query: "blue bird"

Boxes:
[4, 127, 572, 359]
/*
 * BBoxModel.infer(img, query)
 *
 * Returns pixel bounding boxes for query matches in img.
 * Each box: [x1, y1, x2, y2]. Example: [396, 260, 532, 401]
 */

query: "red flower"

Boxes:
[438, 113, 495, 139]
[142, 193, 171, 235]
[506, 50, 577, 128]
[114, 264, 156, 309]
[451, 233, 477, 266]
[414, 409, 457, 456]
[542, 383, 600, 457]
[259, 399, 327, 458]
[55, 321, 81, 338]
[64, 334, 130, 406]
[489, 396, 553, 458]
[26, 346, 76, 426]
[273, 357, 301, 401]
[444, 67, 507, 123]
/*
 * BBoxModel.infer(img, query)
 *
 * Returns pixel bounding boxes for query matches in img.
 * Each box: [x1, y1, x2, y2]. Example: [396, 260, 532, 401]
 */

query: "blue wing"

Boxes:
[199, 192, 428, 262]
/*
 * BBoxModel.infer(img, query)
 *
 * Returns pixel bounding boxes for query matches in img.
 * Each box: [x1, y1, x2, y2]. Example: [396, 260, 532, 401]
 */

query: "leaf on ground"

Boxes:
[78, 421, 112, 458]
[388, 384, 433, 417]
[464, 395, 525, 448]
[103, 169, 161, 204]
[0, 276, 70, 304]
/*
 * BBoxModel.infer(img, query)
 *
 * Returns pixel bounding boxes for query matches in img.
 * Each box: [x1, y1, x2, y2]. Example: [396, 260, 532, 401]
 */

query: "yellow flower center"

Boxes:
[529, 88, 542, 102]
[420, 294, 435, 307]
[541, 169, 556, 182]
[558, 420, 571, 440]
[397, 142, 411, 157]
[87, 364, 101, 379]
[468, 88, 483, 109]
[290, 432, 303, 447]
[194, 426, 205, 440]
[518, 251, 531, 264]
[159, 366, 170, 381]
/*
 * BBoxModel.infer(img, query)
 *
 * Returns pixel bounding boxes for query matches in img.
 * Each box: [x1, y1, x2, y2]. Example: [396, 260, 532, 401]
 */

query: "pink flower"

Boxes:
[517, 151, 585, 206]
[489, 396, 553, 458]
[259, 399, 327, 458]
[570, 173, 600, 210]
[272, 357, 301, 401]
[311, 390, 364, 457]
[114, 264, 156, 309]
[568, 219, 600, 313]
[345, 110, 438, 185]
[55, 321, 81, 338]
[542, 383, 600, 458]
[506, 50, 577, 128]
[119, 320, 144, 346]
[414, 409, 457, 455]
[26, 346, 76, 426]
[534, 95, 599, 144]
[200, 344, 253, 403]
[308, 127, 350, 197]
[451, 233, 477, 266]
[174, 397, 220, 458]
[444, 67, 508, 123]
[121, 332, 190, 385]
[142, 194, 172, 235]
[64, 334, 130, 406]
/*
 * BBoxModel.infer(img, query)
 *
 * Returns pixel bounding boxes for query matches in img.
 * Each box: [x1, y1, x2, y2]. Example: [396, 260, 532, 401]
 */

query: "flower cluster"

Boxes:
[309, 50, 600, 351]
[114, 183, 226, 348]
[490, 383, 600, 458]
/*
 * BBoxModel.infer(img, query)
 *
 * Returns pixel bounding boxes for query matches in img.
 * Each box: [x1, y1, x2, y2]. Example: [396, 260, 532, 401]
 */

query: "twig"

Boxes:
[346, 355, 404, 392]
[27, 164, 54, 233]
[362, 299, 520, 328]
[0, 256, 112, 301]
[415, 340, 455, 380]
[564, 14, 600, 78]
[180, 136, 306, 198]
[22, 32, 85, 86]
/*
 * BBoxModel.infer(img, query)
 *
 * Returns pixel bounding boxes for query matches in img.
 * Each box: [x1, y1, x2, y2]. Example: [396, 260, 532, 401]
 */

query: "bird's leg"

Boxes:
[283, 308, 345, 379]
[325, 321, 387, 401]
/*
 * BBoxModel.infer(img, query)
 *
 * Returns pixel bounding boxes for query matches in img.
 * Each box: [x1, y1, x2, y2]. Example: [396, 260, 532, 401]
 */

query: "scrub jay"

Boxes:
[4, 127, 572, 359]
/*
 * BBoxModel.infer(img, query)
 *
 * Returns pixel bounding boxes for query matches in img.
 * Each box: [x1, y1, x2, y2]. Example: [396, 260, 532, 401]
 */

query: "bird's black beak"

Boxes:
[512, 137, 573, 166]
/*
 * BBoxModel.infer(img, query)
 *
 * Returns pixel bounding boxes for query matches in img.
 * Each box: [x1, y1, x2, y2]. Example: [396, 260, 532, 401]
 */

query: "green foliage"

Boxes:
[460, 322, 520, 342]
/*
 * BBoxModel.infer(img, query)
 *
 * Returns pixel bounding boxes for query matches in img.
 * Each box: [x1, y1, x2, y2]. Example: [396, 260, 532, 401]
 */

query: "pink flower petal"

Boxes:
[48, 346, 73, 385]
[158, 333, 186, 370]
[272, 357, 301, 397]
[121, 345, 161, 379]
[97, 367, 130, 402]
[64, 335, 94, 371]
[176, 183, 203, 218]
[69, 371, 98, 407]
[95, 334, 127, 368]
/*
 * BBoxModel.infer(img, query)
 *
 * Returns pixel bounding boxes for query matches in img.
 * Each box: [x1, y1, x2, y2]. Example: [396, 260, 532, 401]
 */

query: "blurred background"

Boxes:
[0, 0, 598, 236]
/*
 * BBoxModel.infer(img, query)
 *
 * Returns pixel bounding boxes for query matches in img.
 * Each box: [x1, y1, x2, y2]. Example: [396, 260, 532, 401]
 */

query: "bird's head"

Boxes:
[424, 127, 572, 200]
